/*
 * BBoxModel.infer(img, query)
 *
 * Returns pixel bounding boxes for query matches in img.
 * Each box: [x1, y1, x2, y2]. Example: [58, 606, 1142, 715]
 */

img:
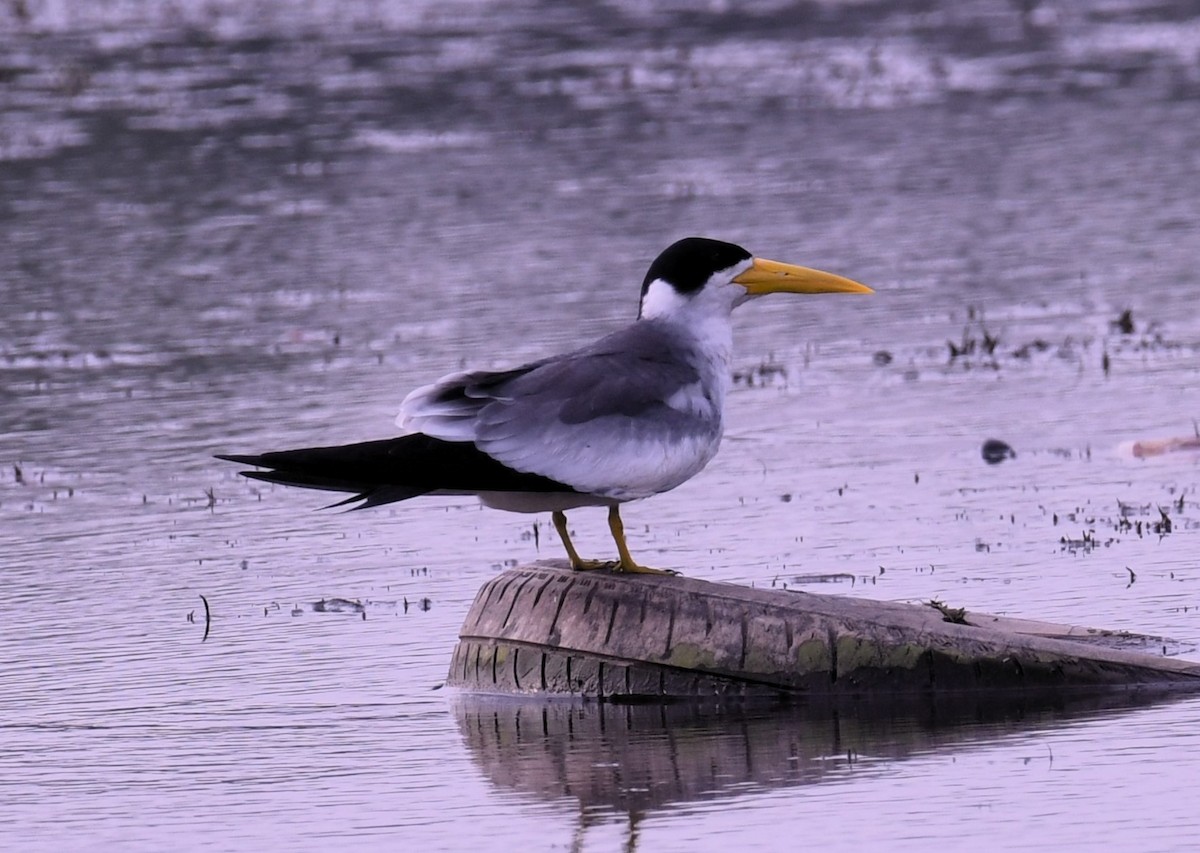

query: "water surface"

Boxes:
[3, 1, 1200, 850]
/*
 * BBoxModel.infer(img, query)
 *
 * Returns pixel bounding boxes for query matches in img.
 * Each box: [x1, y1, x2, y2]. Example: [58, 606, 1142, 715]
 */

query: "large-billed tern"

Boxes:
[218, 237, 872, 574]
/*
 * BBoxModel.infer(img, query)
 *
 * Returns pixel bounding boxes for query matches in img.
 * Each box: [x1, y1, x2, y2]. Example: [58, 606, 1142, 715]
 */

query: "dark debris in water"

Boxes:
[920, 306, 1193, 377]
[732, 358, 789, 389]
[947, 316, 1000, 365]
[256, 594, 437, 619]
[1059, 528, 1108, 555]
[1056, 494, 1188, 554]
[788, 572, 857, 586]
[981, 438, 1016, 465]
[1112, 309, 1135, 335]
[313, 597, 365, 615]
[771, 571, 881, 591]
[402, 596, 433, 613]
[1113, 506, 1175, 538]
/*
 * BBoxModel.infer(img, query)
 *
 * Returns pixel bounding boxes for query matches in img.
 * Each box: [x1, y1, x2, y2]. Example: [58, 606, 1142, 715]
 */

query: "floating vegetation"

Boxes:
[313, 597, 365, 615]
[1111, 504, 1175, 538]
[873, 304, 1200, 379]
[1055, 492, 1187, 554]
[947, 312, 1000, 366]
[732, 304, 1191, 389]
[1011, 339, 1052, 360]
[787, 572, 857, 586]
[1059, 528, 1108, 554]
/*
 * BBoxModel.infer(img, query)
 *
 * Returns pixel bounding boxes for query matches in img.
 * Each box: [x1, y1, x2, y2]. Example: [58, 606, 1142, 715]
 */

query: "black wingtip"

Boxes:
[323, 493, 367, 510]
[215, 453, 263, 466]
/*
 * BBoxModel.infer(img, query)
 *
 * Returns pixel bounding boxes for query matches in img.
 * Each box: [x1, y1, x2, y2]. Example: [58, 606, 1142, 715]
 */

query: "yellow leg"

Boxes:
[608, 505, 678, 575]
[552, 510, 611, 571]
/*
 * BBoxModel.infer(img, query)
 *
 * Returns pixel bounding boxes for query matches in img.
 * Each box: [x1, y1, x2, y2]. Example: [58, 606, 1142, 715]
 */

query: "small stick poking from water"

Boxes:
[1126, 566, 1136, 588]
[200, 594, 211, 642]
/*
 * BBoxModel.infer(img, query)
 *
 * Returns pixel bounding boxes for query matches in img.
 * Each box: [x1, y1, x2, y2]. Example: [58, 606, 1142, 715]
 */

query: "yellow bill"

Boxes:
[733, 257, 873, 296]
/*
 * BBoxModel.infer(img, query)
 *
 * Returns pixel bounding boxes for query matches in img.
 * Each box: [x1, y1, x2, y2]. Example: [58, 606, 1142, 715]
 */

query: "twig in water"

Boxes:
[200, 594, 211, 642]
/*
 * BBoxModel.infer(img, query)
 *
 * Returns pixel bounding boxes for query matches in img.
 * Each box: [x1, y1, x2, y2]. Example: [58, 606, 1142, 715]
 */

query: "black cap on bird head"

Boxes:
[640, 237, 752, 301]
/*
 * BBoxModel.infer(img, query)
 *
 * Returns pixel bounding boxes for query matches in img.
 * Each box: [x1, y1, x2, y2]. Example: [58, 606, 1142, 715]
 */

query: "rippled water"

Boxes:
[3, 1, 1200, 850]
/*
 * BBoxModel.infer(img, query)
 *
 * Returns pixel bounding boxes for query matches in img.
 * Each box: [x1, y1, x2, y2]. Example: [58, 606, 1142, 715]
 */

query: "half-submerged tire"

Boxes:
[447, 562, 1200, 700]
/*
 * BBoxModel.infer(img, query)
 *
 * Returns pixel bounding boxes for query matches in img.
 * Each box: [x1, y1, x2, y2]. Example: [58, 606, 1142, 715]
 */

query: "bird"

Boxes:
[217, 237, 872, 574]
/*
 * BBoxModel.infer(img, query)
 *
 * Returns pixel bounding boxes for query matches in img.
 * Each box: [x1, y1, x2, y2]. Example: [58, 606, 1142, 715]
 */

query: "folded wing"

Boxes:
[399, 322, 723, 498]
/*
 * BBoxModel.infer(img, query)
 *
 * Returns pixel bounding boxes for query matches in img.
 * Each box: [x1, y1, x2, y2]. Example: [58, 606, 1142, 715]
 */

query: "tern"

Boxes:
[217, 237, 872, 574]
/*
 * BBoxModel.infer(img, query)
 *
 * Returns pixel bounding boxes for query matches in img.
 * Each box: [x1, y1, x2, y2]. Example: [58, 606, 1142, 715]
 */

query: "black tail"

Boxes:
[216, 433, 575, 510]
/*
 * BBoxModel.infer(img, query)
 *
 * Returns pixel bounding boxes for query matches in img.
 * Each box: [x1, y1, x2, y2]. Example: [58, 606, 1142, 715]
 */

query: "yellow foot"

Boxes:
[570, 558, 618, 572]
[615, 561, 680, 576]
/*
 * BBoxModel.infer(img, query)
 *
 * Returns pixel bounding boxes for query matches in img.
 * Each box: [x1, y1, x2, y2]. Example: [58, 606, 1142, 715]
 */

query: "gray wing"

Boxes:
[399, 322, 721, 496]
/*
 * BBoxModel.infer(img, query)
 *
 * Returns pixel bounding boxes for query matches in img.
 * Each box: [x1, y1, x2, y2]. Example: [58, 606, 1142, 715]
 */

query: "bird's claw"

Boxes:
[570, 558, 618, 572]
[615, 562, 679, 576]
[569, 559, 679, 576]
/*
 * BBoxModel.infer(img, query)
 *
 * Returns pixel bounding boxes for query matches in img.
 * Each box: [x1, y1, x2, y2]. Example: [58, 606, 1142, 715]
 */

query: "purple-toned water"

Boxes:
[3, 1, 1200, 850]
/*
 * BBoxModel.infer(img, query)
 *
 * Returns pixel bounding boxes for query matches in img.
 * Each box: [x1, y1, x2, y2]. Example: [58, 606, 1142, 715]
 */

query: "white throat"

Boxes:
[639, 277, 740, 380]
[639, 275, 750, 321]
